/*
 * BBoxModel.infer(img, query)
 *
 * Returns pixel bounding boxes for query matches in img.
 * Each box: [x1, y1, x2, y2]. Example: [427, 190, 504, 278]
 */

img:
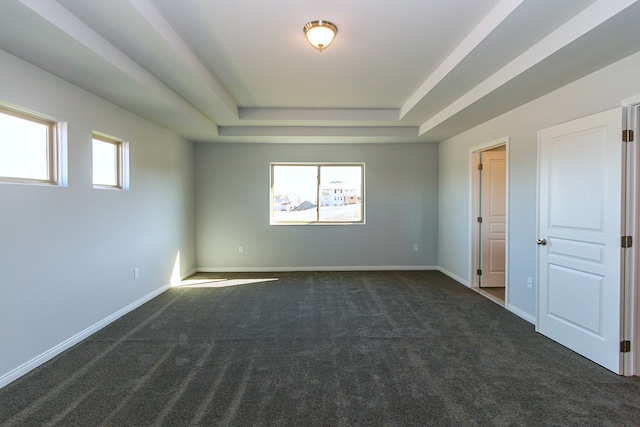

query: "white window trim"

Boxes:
[92, 131, 129, 191]
[0, 103, 67, 187]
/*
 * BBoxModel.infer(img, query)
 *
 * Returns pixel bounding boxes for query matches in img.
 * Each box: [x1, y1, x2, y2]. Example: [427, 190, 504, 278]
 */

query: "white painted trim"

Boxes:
[470, 150, 481, 289]
[0, 284, 170, 390]
[622, 94, 640, 107]
[197, 265, 438, 273]
[437, 266, 470, 287]
[621, 98, 640, 377]
[469, 137, 510, 303]
[507, 304, 536, 325]
[470, 136, 510, 153]
[535, 129, 543, 333]
[504, 140, 511, 306]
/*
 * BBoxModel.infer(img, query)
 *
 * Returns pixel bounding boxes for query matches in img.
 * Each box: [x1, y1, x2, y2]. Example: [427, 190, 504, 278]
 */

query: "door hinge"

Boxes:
[477, 217, 483, 223]
[622, 236, 633, 248]
[623, 129, 634, 142]
[477, 269, 482, 276]
[621, 340, 631, 353]
[477, 163, 483, 171]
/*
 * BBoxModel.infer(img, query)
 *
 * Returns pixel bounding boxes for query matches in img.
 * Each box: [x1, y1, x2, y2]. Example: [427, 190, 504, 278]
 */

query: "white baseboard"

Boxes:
[0, 284, 170, 390]
[507, 303, 536, 325]
[197, 265, 439, 273]
[436, 266, 470, 287]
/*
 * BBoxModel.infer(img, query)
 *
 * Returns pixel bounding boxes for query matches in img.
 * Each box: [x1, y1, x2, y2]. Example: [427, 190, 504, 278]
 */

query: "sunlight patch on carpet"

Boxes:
[173, 277, 279, 288]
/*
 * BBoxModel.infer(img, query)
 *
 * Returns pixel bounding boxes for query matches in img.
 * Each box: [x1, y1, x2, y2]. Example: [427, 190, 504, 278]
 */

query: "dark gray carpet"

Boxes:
[1, 271, 639, 426]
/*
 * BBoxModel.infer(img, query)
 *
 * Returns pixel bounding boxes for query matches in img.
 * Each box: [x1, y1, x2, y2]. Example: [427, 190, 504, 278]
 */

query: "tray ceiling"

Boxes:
[1, 0, 639, 143]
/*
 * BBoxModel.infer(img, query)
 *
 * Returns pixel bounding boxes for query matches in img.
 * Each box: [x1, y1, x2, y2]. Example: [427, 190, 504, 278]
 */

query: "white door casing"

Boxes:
[621, 98, 640, 376]
[537, 108, 623, 374]
[480, 151, 506, 288]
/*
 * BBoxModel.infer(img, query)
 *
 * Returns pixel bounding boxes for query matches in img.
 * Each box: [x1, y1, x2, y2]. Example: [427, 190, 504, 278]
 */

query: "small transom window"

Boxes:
[92, 132, 128, 190]
[0, 106, 58, 184]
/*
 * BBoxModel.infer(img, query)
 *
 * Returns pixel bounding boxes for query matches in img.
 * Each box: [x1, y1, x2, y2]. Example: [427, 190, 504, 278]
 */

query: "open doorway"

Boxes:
[471, 139, 508, 305]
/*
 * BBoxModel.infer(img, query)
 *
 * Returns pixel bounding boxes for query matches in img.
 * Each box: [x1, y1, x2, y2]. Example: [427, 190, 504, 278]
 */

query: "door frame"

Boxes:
[470, 136, 510, 304]
[622, 95, 640, 376]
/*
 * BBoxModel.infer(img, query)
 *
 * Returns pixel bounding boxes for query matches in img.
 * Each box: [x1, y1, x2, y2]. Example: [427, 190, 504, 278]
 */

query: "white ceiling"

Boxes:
[1, 0, 639, 143]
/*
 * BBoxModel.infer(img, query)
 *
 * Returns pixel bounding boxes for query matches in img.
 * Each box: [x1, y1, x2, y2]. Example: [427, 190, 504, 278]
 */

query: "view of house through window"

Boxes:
[0, 107, 56, 184]
[271, 163, 364, 224]
[92, 133, 126, 189]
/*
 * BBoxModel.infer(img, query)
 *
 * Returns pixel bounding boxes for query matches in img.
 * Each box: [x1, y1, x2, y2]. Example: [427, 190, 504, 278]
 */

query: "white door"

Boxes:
[480, 151, 506, 288]
[537, 108, 623, 374]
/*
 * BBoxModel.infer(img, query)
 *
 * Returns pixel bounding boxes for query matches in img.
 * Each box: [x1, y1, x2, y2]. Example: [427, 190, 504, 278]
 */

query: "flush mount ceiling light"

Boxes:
[303, 20, 338, 52]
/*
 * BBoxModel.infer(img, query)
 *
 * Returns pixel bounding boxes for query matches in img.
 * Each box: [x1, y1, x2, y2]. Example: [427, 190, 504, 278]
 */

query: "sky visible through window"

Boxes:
[92, 138, 118, 187]
[273, 165, 317, 203]
[0, 112, 49, 180]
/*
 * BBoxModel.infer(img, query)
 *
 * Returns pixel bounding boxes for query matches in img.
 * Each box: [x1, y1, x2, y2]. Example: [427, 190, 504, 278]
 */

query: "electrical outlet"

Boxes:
[527, 277, 533, 289]
[413, 244, 419, 252]
[134, 268, 139, 279]
[238, 246, 244, 254]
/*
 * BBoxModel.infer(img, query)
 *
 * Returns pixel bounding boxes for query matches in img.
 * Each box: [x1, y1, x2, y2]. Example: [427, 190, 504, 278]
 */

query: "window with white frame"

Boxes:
[92, 132, 128, 190]
[0, 106, 60, 185]
[271, 163, 364, 224]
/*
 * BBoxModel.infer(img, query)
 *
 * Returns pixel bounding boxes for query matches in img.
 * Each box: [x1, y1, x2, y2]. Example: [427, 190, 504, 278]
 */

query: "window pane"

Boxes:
[319, 166, 362, 222]
[92, 138, 118, 187]
[272, 165, 318, 222]
[0, 111, 49, 180]
[271, 163, 364, 224]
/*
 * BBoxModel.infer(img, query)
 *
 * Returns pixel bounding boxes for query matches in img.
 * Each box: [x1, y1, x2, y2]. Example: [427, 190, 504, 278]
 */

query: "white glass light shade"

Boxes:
[304, 20, 337, 52]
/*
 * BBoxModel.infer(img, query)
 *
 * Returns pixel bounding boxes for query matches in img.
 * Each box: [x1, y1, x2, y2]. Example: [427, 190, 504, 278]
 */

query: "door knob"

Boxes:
[536, 239, 547, 246]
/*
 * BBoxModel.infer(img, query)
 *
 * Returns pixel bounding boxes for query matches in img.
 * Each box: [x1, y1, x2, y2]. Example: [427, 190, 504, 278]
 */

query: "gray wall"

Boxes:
[195, 143, 439, 270]
[438, 50, 640, 320]
[0, 51, 196, 384]
[6, 43, 640, 388]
